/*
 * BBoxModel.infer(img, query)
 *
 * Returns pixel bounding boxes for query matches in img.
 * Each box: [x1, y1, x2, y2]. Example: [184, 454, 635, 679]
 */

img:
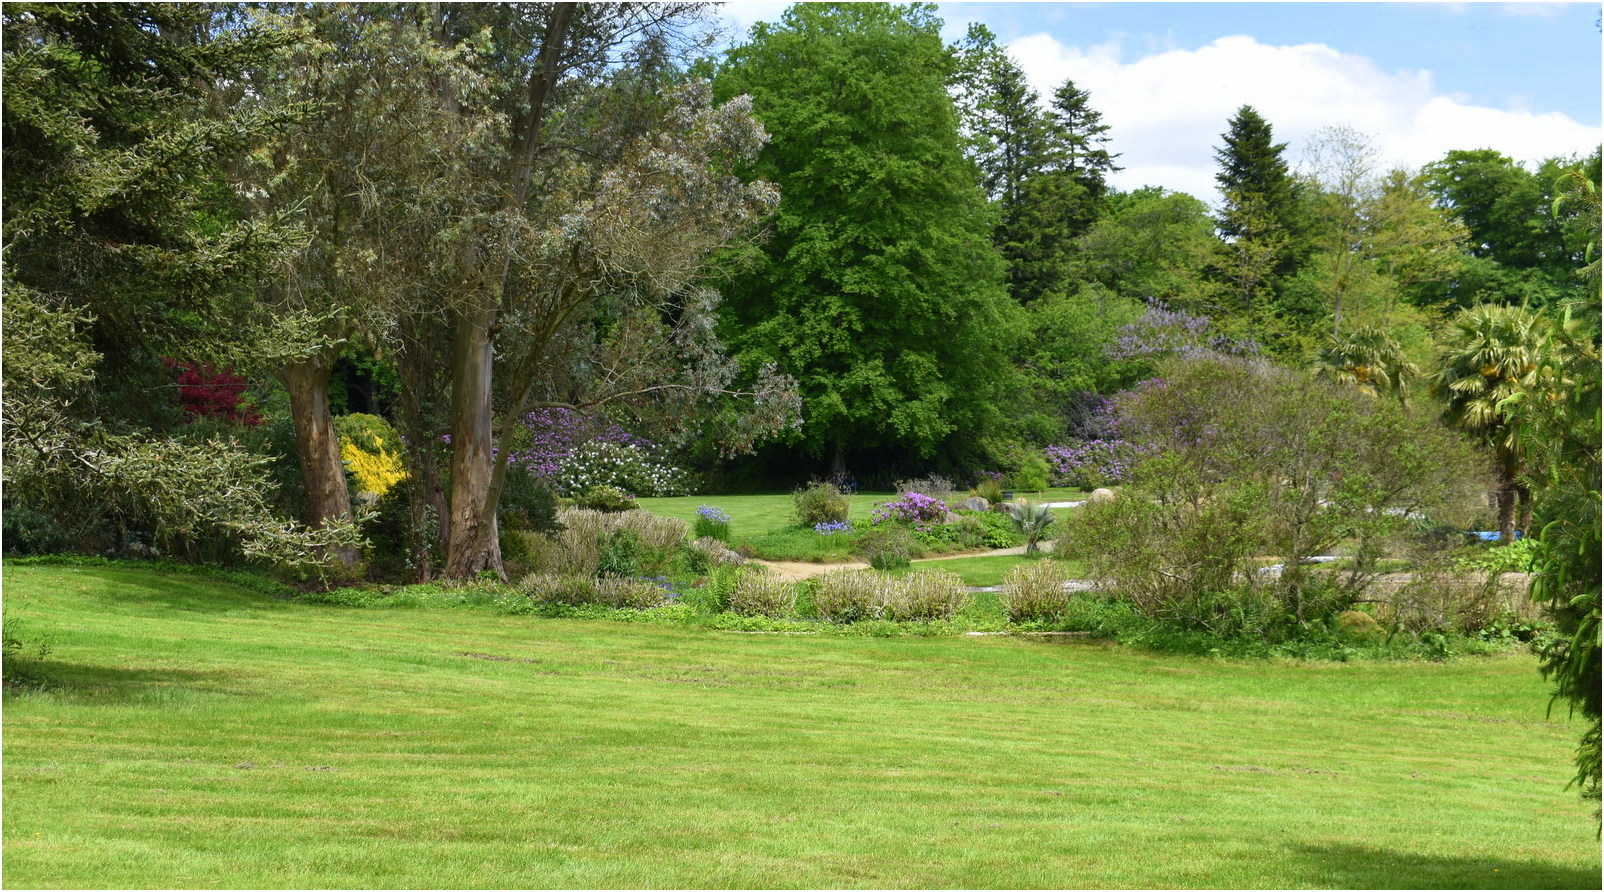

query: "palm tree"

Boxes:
[1316, 325, 1419, 405]
[1432, 304, 1553, 542]
[1003, 498, 1056, 554]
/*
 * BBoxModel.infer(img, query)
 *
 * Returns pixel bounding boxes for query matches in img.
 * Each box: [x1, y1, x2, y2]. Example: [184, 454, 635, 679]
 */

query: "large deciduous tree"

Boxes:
[1421, 147, 1600, 311]
[715, 2, 1018, 474]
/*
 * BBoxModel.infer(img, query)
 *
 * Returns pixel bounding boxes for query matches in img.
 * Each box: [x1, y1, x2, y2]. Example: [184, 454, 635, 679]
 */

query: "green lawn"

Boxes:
[636, 489, 1092, 540]
[896, 552, 1084, 587]
[3, 564, 1597, 889]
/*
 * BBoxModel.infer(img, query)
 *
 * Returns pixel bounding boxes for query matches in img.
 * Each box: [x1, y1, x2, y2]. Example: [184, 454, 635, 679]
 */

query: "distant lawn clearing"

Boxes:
[3, 564, 1597, 889]
[636, 488, 1091, 540]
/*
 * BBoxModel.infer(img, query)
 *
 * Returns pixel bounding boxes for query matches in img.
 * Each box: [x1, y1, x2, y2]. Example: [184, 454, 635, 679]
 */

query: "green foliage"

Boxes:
[596, 529, 642, 579]
[855, 527, 913, 571]
[954, 509, 1023, 548]
[570, 486, 638, 514]
[1064, 356, 1487, 632]
[1072, 187, 1219, 308]
[715, 2, 1020, 462]
[498, 467, 562, 535]
[2, 3, 298, 423]
[1002, 498, 1056, 553]
[1316, 325, 1419, 404]
[793, 482, 851, 527]
[1007, 455, 1051, 493]
[1433, 303, 1554, 541]
[1506, 303, 1602, 818]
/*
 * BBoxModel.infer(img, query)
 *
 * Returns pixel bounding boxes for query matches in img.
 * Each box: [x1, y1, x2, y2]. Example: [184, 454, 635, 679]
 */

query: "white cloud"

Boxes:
[1006, 32, 1603, 205]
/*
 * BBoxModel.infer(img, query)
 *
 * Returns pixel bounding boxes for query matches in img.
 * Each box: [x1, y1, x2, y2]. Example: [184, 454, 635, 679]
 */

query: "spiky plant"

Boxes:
[1003, 498, 1056, 554]
[1316, 325, 1419, 405]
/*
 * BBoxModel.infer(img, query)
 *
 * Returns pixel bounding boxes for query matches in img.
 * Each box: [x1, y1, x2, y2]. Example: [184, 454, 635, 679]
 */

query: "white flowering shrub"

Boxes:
[552, 441, 695, 497]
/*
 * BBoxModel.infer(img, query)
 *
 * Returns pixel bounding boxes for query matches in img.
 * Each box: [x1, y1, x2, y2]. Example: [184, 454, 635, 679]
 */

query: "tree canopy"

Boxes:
[714, 2, 1018, 472]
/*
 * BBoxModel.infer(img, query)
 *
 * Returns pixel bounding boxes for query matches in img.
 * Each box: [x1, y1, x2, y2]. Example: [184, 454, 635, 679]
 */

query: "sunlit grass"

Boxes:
[3, 563, 1596, 889]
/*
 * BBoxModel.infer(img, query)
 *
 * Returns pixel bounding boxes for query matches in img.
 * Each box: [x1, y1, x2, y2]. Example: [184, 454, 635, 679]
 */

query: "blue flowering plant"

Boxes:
[693, 505, 732, 542]
[813, 520, 852, 536]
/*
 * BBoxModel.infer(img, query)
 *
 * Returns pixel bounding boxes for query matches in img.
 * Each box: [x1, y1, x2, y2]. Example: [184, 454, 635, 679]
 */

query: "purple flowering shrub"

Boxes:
[1108, 300, 1259, 362]
[1045, 440, 1132, 489]
[870, 492, 949, 532]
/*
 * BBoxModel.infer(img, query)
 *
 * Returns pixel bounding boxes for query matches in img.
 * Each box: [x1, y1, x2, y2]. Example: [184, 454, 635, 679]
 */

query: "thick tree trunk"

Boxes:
[278, 353, 359, 567]
[1496, 470, 1518, 545]
[830, 439, 847, 478]
[443, 305, 503, 579]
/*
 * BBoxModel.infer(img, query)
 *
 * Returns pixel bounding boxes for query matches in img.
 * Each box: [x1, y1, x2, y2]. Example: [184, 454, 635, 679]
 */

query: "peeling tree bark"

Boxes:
[277, 350, 359, 567]
[438, 2, 577, 579]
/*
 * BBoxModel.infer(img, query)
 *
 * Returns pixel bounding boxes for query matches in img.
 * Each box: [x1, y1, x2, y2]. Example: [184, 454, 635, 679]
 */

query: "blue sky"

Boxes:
[717, 2, 1603, 202]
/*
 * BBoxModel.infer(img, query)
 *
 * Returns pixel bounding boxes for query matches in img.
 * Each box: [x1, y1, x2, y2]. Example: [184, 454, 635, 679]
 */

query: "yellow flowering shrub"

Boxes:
[334, 413, 407, 496]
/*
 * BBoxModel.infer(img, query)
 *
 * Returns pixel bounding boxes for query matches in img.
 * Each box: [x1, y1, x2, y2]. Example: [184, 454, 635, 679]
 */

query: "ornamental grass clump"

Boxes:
[524, 508, 687, 577]
[1001, 561, 1074, 622]
[810, 569, 893, 623]
[693, 505, 731, 542]
[519, 573, 600, 607]
[594, 576, 666, 609]
[854, 527, 912, 570]
[881, 569, 966, 622]
[688, 536, 744, 569]
[728, 569, 796, 618]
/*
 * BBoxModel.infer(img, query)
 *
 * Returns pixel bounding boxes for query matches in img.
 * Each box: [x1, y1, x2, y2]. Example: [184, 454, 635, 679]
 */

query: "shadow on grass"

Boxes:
[1284, 843, 1600, 890]
[66, 567, 282, 615]
[3, 660, 236, 704]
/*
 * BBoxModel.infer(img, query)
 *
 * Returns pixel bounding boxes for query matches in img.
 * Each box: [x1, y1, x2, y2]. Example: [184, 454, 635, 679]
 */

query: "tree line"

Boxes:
[2, 0, 1597, 821]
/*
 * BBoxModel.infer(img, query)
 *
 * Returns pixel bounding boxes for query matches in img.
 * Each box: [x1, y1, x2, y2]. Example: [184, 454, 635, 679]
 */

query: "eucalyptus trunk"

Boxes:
[277, 351, 359, 567]
[443, 303, 503, 579]
[436, 2, 575, 579]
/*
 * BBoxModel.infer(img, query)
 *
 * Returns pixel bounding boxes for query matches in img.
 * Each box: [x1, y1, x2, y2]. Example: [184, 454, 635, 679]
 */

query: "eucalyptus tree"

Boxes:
[1299, 128, 1469, 337]
[331, 3, 795, 579]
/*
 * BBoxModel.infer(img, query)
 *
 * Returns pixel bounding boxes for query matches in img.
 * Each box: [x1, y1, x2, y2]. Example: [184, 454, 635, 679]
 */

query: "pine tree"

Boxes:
[1046, 79, 1121, 193]
[1210, 105, 1314, 338]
